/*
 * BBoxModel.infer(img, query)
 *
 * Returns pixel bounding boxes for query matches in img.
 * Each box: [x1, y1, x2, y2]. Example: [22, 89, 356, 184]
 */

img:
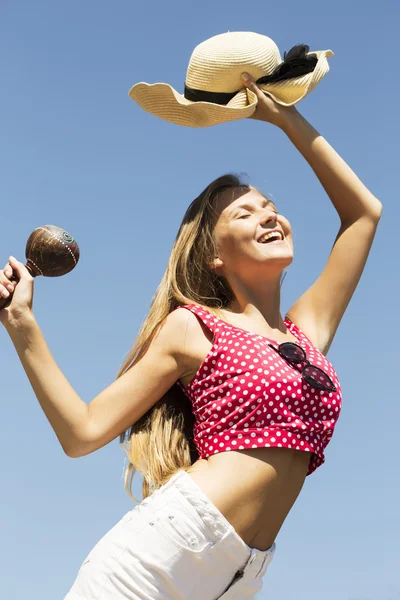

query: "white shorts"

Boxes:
[64, 469, 276, 599]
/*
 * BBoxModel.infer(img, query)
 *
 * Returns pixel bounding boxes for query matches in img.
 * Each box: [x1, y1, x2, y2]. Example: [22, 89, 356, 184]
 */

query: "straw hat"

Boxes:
[129, 32, 333, 128]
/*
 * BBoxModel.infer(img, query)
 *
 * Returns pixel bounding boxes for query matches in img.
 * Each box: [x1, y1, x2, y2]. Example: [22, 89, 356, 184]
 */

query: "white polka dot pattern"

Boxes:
[175, 304, 342, 476]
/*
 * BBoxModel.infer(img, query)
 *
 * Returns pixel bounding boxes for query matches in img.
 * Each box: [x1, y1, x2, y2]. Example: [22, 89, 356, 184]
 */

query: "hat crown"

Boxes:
[186, 32, 282, 94]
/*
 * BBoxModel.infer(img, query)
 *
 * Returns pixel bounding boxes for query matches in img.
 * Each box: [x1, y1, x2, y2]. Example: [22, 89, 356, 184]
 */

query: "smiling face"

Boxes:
[210, 186, 294, 281]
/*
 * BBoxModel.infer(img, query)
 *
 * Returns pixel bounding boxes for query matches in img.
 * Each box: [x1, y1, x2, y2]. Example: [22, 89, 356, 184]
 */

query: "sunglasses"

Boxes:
[268, 342, 337, 392]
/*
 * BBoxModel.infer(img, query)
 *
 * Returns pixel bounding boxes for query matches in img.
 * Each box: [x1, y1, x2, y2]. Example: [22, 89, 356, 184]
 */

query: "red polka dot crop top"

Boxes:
[175, 304, 343, 475]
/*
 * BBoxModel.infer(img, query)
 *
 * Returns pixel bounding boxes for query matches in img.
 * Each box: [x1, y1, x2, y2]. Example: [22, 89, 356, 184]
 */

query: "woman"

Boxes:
[0, 73, 382, 599]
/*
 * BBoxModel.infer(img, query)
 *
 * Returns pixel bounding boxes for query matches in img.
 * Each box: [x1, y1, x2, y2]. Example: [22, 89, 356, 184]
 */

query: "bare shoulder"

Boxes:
[162, 307, 194, 348]
[167, 307, 214, 380]
[160, 308, 196, 371]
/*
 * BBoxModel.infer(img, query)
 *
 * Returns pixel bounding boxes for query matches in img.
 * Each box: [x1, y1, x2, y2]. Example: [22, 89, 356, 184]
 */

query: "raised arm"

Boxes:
[281, 108, 382, 352]
[241, 73, 383, 354]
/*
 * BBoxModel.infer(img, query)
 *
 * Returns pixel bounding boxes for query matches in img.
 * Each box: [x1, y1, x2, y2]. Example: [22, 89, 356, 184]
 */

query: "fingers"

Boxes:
[0, 257, 26, 299]
[3, 262, 13, 279]
[8, 256, 32, 282]
[0, 265, 15, 298]
[241, 72, 263, 98]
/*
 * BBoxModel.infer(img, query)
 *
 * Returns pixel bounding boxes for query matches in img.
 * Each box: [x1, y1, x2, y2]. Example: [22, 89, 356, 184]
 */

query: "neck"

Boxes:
[225, 272, 286, 329]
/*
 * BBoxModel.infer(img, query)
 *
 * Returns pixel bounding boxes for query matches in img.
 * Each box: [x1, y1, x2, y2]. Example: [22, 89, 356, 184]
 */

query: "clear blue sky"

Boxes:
[1, 1, 398, 599]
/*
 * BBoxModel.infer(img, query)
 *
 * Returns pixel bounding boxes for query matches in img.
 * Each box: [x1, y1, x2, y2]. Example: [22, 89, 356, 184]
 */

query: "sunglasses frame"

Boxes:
[268, 342, 337, 392]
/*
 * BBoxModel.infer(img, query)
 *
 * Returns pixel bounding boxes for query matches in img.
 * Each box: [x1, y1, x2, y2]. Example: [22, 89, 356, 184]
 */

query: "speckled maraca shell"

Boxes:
[25, 225, 80, 277]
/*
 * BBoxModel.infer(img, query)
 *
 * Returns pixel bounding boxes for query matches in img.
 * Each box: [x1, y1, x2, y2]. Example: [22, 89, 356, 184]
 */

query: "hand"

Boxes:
[241, 72, 299, 128]
[0, 256, 35, 328]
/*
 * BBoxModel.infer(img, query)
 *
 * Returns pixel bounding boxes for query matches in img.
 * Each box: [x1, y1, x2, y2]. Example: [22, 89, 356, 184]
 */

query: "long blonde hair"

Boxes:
[117, 174, 251, 502]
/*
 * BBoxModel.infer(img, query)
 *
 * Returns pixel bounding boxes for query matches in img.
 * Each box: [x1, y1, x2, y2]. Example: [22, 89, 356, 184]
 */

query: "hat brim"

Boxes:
[129, 49, 333, 128]
[129, 84, 258, 128]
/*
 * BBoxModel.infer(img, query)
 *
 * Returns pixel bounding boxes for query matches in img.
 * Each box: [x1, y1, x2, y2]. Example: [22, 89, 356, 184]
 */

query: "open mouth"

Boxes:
[257, 232, 284, 244]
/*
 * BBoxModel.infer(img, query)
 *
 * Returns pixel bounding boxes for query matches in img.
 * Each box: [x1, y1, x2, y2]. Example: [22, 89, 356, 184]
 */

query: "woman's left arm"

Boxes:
[280, 110, 382, 355]
[279, 108, 382, 223]
[241, 73, 383, 354]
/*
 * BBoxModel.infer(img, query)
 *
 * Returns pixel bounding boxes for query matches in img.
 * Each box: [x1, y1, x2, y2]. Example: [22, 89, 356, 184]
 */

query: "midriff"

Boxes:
[186, 448, 310, 551]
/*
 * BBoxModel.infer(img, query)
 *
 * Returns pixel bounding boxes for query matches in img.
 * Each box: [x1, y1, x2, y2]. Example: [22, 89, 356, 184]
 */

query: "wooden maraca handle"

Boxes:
[0, 225, 79, 312]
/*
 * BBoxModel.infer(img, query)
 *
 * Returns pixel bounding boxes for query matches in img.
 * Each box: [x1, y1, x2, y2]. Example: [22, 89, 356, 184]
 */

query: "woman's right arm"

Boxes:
[5, 307, 191, 458]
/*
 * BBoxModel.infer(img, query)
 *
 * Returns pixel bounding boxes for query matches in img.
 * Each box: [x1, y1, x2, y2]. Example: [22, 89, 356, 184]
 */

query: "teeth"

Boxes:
[258, 231, 283, 243]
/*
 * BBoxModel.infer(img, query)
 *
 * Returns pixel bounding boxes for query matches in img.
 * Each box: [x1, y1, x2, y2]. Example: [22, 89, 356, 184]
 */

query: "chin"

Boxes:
[263, 252, 293, 268]
[269, 255, 293, 275]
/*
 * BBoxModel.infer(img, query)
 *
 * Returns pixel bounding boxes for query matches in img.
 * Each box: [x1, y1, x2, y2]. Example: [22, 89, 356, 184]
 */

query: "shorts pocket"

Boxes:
[154, 495, 213, 553]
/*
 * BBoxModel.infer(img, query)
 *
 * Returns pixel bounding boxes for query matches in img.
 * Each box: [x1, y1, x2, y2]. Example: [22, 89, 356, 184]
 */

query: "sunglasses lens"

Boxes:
[303, 365, 335, 390]
[280, 343, 306, 363]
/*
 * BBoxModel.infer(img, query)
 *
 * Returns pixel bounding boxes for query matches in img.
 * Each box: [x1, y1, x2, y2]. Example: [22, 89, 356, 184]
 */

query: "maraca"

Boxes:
[0, 225, 80, 311]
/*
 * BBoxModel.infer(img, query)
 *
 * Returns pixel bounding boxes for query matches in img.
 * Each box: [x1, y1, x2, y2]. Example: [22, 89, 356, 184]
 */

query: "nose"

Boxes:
[260, 211, 278, 227]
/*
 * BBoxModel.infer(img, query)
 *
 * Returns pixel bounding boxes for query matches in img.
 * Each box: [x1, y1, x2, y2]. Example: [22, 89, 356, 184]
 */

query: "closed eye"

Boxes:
[239, 211, 278, 219]
[234, 209, 279, 219]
